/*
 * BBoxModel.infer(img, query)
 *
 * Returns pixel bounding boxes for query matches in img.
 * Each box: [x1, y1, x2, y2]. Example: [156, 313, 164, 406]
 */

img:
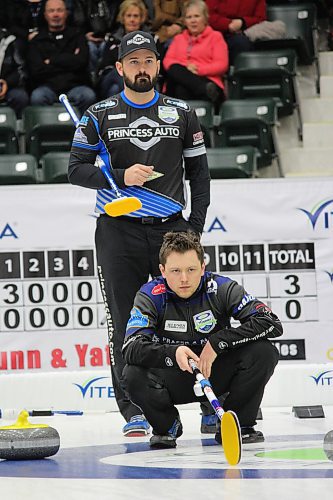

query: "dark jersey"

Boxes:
[123, 272, 283, 369]
[68, 91, 210, 230]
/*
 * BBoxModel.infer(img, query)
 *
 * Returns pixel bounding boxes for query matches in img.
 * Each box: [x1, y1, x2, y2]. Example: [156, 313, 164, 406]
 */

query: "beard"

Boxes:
[123, 71, 159, 93]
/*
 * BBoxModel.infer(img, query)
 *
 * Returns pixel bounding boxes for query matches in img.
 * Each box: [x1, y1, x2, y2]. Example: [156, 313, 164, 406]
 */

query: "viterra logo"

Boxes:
[298, 199, 333, 230]
[324, 270, 333, 283]
[73, 377, 114, 398]
[310, 370, 333, 386]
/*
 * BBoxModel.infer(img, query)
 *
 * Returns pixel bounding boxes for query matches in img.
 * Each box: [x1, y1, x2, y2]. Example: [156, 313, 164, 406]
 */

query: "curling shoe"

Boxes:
[201, 413, 218, 434]
[122, 415, 150, 437]
[215, 421, 264, 445]
[241, 427, 265, 444]
[150, 415, 183, 449]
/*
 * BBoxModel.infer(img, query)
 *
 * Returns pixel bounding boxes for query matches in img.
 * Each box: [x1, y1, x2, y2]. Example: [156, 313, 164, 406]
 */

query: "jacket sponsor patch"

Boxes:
[164, 320, 187, 332]
[127, 306, 149, 328]
[235, 294, 256, 313]
[152, 283, 166, 295]
[73, 127, 88, 144]
[192, 131, 204, 145]
[108, 113, 126, 120]
[193, 310, 217, 334]
[163, 97, 190, 111]
[207, 278, 218, 294]
[92, 99, 118, 112]
[158, 106, 179, 124]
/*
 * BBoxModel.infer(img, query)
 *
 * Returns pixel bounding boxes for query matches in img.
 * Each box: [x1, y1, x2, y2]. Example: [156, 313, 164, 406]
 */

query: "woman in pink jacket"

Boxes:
[163, 0, 228, 110]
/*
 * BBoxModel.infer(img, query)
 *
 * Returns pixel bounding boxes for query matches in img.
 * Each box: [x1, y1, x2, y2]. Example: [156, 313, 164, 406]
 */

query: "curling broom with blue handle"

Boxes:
[188, 358, 242, 465]
[59, 93, 142, 217]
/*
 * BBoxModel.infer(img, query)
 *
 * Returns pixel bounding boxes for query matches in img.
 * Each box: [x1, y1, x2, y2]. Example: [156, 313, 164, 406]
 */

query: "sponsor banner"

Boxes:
[262, 363, 333, 407]
[0, 363, 332, 411]
[0, 331, 109, 372]
[0, 178, 333, 375]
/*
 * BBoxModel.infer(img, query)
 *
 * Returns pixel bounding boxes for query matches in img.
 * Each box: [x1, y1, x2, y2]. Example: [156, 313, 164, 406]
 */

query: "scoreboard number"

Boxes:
[0, 242, 320, 332]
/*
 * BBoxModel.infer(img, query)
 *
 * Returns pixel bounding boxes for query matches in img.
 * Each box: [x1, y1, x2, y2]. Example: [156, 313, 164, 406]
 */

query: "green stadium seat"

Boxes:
[0, 154, 38, 184]
[215, 99, 283, 176]
[255, 2, 319, 93]
[40, 152, 70, 183]
[206, 146, 257, 179]
[0, 106, 19, 154]
[229, 49, 303, 139]
[23, 105, 76, 159]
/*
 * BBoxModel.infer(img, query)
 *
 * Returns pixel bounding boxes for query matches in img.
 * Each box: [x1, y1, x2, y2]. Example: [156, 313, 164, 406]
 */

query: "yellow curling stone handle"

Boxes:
[0, 410, 49, 430]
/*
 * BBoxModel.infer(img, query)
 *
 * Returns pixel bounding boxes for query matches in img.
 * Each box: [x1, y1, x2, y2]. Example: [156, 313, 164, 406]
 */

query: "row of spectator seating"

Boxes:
[0, 2, 319, 183]
[0, 96, 280, 181]
[0, 146, 259, 185]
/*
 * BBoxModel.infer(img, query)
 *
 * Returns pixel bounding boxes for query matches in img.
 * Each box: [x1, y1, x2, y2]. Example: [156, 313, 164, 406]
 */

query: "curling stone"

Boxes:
[324, 430, 333, 461]
[0, 410, 60, 460]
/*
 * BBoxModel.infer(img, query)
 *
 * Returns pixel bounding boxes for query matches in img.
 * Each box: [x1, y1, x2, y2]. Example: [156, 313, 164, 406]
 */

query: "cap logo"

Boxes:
[128, 34, 151, 46]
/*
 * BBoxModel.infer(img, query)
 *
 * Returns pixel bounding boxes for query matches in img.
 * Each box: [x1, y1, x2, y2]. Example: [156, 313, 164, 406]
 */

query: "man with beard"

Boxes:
[28, 0, 96, 114]
[68, 30, 210, 437]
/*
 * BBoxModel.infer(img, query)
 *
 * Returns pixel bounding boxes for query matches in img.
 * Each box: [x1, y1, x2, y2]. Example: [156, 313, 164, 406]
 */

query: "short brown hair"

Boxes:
[159, 231, 205, 266]
[117, 0, 147, 24]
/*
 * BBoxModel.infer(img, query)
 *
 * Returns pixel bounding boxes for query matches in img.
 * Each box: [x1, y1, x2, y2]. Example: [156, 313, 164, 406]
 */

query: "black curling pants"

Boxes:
[123, 340, 279, 435]
[95, 214, 191, 422]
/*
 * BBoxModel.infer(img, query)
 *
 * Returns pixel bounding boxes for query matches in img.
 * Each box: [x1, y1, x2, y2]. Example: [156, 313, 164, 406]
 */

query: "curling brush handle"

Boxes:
[59, 93, 123, 199]
[59, 93, 80, 127]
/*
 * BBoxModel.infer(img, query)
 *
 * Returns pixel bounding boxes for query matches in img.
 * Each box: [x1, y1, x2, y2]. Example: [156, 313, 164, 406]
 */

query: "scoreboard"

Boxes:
[0, 178, 332, 373]
[0, 241, 318, 333]
[0, 249, 104, 332]
[203, 242, 317, 323]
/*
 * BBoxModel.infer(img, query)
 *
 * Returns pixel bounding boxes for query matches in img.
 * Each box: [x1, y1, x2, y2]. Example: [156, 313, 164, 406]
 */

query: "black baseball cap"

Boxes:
[118, 31, 159, 60]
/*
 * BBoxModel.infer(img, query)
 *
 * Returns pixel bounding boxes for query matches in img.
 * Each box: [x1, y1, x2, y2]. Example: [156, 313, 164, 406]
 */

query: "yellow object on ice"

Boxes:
[0, 410, 49, 430]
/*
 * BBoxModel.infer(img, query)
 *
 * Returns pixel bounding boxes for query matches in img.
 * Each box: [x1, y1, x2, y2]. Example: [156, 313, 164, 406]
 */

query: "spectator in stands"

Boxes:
[0, 28, 29, 116]
[151, 0, 186, 81]
[205, 0, 266, 65]
[5, 0, 47, 57]
[163, 0, 228, 110]
[152, 0, 185, 47]
[70, 1, 121, 75]
[28, 0, 96, 115]
[96, 0, 150, 99]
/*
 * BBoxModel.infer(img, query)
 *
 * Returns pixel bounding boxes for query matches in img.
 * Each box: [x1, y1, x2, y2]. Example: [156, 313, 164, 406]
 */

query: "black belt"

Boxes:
[116, 211, 182, 225]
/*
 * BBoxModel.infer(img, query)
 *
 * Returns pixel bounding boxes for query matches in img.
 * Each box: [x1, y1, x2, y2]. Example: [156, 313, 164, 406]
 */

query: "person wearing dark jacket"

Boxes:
[5, 0, 47, 57]
[28, 0, 96, 114]
[123, 231, 282, 448]
[69, 0, 120, 73]
[0, 28, 29, 116]
[206, 0, 266, 64]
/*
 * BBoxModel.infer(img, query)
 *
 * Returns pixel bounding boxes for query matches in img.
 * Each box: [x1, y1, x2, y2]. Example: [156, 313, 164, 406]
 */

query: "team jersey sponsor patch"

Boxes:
[163, 97, 190, 111]
[151, 283, 166, 295]
[92, 99, 118, 112]
[164, 320, 187, 332]
[79, 116, 89, 126]
[207, 278, 218, 294]
[236, 294, 256, 312]
[193, 131, 204, 145]
[108, 113, 126, 120]
[158, 106, 179, 124]
[73, 126, 88, 144]
[107, 116, 180, 151]
[127, 306, 149, 328]
[193, 310, 217, 334]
